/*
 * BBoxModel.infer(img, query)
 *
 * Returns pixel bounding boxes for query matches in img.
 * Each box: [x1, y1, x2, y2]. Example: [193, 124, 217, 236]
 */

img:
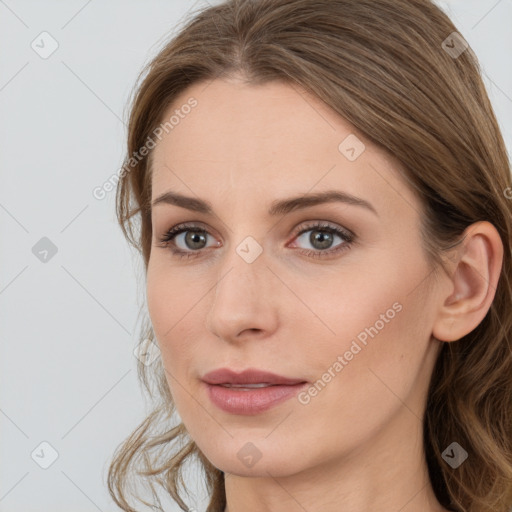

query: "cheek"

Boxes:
[299, 252, 432, 375]
[146, 264, 171, 336]
[146, 257, 199, 332]
[146, 260, 218, 404]
[146, 263, 198, 368]
[297, 259, 434, 418]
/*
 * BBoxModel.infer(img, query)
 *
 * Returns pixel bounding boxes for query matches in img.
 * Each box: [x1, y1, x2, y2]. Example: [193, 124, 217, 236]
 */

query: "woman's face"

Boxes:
[146, 77, 446, 477]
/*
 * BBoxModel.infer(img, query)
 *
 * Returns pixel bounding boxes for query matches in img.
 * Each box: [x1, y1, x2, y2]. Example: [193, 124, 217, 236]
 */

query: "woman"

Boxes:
[108, 0, 512, 511]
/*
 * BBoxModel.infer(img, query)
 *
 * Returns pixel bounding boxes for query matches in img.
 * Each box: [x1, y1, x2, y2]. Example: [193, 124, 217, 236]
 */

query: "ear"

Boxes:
[432, 221, 504, 343]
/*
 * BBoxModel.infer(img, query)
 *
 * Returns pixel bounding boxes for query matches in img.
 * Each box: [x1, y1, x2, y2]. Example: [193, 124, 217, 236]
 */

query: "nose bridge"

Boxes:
[214, 232, 268, 308]
[217, 212, 269, 279]
[205, 232, 277, 340]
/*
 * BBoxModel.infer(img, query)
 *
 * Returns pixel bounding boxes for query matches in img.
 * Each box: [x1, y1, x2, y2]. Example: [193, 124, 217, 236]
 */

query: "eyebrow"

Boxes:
[151, 189, 378, 217]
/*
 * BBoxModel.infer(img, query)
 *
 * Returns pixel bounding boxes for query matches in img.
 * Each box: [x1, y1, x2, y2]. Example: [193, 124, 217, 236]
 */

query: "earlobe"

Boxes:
[432, 221, 504, 343]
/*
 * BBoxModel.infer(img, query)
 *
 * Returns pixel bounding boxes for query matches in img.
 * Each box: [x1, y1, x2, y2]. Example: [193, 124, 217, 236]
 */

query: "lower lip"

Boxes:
[203, 382, 308, 415]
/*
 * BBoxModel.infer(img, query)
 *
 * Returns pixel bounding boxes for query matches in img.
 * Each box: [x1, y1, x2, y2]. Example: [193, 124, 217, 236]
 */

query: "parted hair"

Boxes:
[108, 1, 512, 511]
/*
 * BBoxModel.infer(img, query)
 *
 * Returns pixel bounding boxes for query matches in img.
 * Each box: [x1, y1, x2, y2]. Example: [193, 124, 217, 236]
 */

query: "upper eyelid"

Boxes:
[161, 220, 350, 235]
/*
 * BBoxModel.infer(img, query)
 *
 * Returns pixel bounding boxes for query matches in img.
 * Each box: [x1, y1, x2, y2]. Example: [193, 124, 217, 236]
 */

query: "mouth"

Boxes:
[203, 381, 308, 415]
[201, 367, 307, 386]
[201, 368, 308, 415]
[216, 383, 289, 388]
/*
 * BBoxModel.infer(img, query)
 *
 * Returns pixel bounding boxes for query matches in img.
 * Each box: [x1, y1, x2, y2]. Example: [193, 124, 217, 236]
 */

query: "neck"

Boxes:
[223, 406, 450, 512]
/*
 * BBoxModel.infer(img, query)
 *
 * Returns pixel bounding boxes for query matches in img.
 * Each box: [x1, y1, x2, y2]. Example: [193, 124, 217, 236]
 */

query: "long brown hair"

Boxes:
[107, 1, 512, 511]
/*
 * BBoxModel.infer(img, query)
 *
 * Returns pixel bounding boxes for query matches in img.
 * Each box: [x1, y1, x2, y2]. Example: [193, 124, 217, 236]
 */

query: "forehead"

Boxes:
[152, 78, 363, 164]
[149, 78, 416, 220]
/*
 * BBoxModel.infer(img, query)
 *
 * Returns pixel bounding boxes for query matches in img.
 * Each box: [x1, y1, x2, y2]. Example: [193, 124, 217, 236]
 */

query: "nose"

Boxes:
[204, 240, 279, 344]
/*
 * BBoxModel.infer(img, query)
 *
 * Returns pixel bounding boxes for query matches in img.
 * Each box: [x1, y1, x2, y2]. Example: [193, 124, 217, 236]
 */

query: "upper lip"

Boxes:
[201, 368, 307, 386]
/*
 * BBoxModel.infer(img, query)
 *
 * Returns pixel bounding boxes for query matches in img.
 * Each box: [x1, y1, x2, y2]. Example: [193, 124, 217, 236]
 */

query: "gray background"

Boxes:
[1, 1, 511, 511]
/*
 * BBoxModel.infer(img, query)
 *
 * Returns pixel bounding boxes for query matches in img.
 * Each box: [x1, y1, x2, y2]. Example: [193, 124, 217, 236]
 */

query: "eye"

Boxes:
[288, 221, 354, 259]
[156, 222, 219, 259]
[155, 221, 355, 260]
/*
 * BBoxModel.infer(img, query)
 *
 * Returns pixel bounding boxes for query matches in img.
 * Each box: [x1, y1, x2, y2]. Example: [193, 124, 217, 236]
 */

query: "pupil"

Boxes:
[187, 231, 206, 249]
[312, 230, 332, 249]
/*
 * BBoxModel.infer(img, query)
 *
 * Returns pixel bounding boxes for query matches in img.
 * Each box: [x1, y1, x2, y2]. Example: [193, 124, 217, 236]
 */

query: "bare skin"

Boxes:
[146, 76, 503, 512]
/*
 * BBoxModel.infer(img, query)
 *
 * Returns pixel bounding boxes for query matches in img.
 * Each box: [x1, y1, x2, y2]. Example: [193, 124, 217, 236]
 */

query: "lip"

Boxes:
[201, 368, 308, 415]
[201, 368, 306, 386]
[203, 381, 308, 415]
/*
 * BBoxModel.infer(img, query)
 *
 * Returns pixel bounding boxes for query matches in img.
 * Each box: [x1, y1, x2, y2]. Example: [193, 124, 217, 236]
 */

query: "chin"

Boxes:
[199, 443, 307, 478]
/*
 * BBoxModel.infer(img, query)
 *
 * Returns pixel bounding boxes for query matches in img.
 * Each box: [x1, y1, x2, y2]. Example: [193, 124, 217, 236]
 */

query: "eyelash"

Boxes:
[156, 221, 355, 261]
